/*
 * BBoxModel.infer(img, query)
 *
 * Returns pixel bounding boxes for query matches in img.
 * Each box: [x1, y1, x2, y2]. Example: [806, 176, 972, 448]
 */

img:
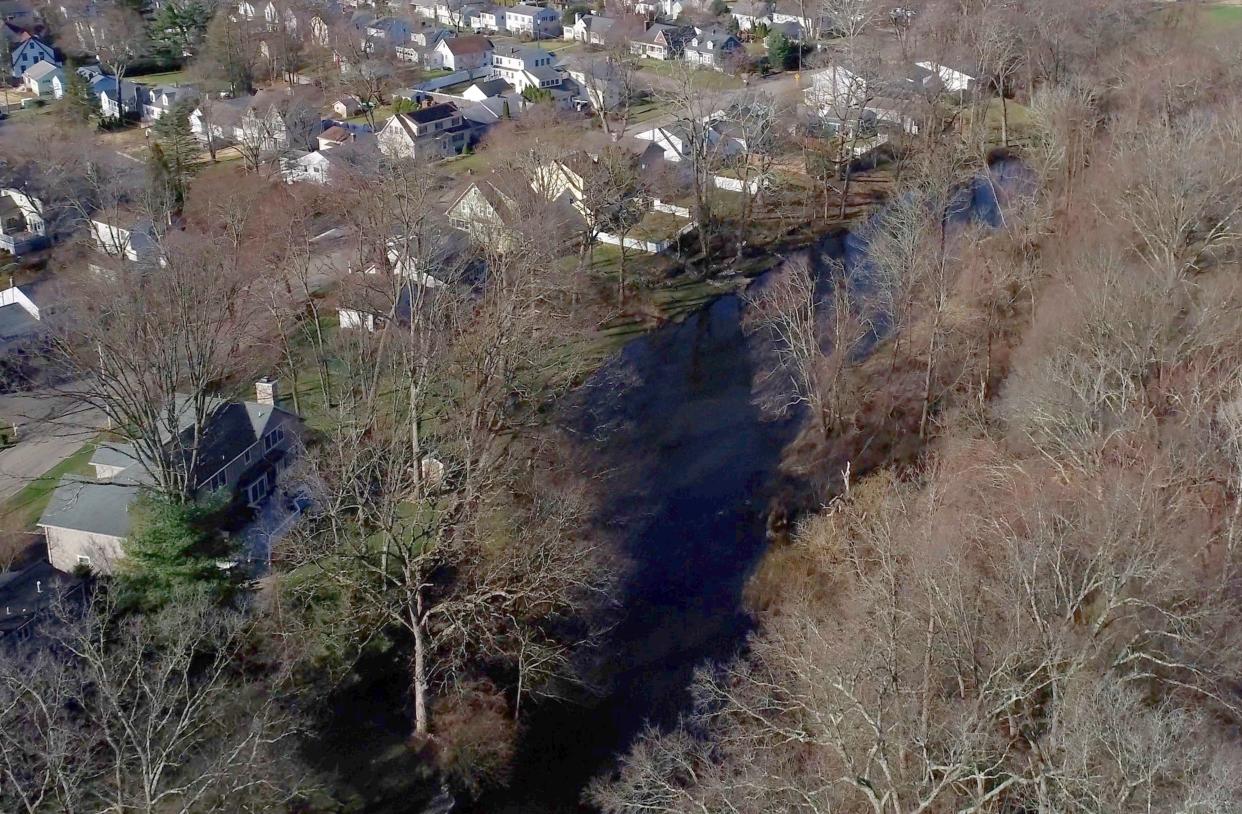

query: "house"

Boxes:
[8, 32, 55, 78]
[0, 280, 41, 347]
[283, 138, 378, 184]
[39, 390, 301, 575]
[377, 102, 473, 160]
[446, 179, 518, 251]
[89, 213, 158, 263]
[142, 85, 197, 121]
[436, 33, 492, 70]
[366, 15, 418, 45]
[337, 245, 447, 331]
[804, 64, 870, 112]
[914, 60, 978, 94]
[635, 119, 747, 163]
[770, 1, 831, 38]
[461, 77, 510, 101]
[333, 94, 363, 117]
[20, 59, 59, 96]
[631, 0, 683, 18]
[191, 89, 321, 151]
[97, 77, 147, 119]
[474, 5, 504, 30]
[565, 12, 614, 45]
[410, 0, 439, 20]
[503, 3, 560, 38]
[629, 22, 692, 61]
[682, 29, 742, 72]
[491, 44, 560, 93]
[567, 61, 629, 110]
[729, 0, 772, 31]
[0, 189, 46, 255]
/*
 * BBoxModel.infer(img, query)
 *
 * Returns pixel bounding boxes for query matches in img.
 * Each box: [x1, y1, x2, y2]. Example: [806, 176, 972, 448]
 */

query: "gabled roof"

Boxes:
[39, 397, 300, 539]
[403, 101, 459, 124]
[507, 3, 552, 16]
[467, 78, 509, 97]
[22, 59, 60, 81]
[443, 34, 492, 55]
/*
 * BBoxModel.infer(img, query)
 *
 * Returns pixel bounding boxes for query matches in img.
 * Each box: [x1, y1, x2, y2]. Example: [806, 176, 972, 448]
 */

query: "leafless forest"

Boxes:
[0, 0, 1240, 811]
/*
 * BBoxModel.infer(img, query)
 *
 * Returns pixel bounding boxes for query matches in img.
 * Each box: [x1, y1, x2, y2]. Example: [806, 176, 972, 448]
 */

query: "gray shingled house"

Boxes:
[38, 386, 300, 575]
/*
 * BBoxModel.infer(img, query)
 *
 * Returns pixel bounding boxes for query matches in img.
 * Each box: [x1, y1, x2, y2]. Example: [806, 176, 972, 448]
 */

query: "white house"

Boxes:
[475, 5, 504, 30]
[436, 33, 492, 70]
[804, 64, 870, 112]
[0, 189, 46, 255]
[729, 0, 772, 31]
[377, 102, 472, 160]
[21, 59, 60, 96]
[89, 216, 158, 263]
[566, 62, 627, 110]
[333, 94, 363, 117]
[565, 12, 614, 45]
[503, 4, 560, 38]
[491, 44, 560, 93]
[770, 1, 831, 38]
[8, 33, 56, 78]
[635, 119, 747, 163]
[682, 29, 742, 72]
[142, 85, 197, 121]
[914, 60, 978, 93]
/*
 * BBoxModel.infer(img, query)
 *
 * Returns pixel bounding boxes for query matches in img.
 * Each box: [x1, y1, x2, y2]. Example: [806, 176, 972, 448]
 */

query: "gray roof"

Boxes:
[40, 477, 141, 539]
[468, 78, 509, 96]
[0, 301, 39, 343]
[23, 60, 60, 81]
[39, 397, 298, 538]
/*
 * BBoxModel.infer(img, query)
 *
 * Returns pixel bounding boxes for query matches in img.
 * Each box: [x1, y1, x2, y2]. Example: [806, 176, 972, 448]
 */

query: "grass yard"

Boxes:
[0, 441, 98, 530]
[1203, 3, 1242, 28]
[637, 59, 746, 91]
[130, 69, 190, 86]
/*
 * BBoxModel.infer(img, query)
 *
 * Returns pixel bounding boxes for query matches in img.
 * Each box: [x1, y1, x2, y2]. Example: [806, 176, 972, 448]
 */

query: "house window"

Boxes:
[246, 476, 268, 506]
[244, 447, 254, 465]
[77, 555, 91, 567]
[263, 427, 285, 451]
[205, 471, 227, 492]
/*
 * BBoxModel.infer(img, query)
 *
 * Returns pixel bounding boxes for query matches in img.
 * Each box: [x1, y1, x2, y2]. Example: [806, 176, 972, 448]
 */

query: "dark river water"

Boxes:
[470, 159, 1028, 813]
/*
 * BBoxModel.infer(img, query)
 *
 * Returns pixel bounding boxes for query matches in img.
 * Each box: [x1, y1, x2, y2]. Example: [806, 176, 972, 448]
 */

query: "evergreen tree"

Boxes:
[766, 31, 794, 71]
[151, 99, 200, 207]
[58, 64, 99, 125]
[152, 0, 213, 59]
[118, 492, 232, 611]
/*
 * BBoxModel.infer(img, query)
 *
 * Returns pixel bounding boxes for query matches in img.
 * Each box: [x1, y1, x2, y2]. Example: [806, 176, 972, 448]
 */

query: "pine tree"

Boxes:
[118, 492, 232, 611]
[151, 100, 200, 208]
[58, 64, 99, 125]
[766, 31, 794, 71]
[152, 0, 213, 60]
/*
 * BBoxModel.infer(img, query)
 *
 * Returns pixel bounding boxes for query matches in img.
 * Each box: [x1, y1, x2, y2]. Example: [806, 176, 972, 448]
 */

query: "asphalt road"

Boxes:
[0, 389, 106, 503]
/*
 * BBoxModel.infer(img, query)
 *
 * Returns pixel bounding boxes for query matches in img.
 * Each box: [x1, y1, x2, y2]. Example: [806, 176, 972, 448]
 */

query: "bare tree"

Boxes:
[0, 593, 311, 814]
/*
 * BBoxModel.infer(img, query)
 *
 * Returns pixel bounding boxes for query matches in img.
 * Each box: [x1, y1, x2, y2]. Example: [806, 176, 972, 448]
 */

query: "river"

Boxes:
[473, 158, 1029, 813]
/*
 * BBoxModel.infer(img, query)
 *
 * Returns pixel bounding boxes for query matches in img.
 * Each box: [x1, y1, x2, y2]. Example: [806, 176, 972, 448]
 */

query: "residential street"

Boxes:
[0, 389, 105, 502]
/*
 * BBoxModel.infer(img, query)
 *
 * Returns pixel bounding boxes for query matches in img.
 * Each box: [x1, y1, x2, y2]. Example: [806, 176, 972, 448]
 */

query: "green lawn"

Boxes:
[130, 69, 190, 86]
[0, 441, 97, 530]
[637, 59, 746, 91]
[1203, 3, 1242, 29]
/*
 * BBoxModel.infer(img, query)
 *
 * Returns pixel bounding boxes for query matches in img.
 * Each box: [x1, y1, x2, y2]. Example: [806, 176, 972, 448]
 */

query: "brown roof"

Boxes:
[444, 35, 492, 55]
[320, 125, 351, 142]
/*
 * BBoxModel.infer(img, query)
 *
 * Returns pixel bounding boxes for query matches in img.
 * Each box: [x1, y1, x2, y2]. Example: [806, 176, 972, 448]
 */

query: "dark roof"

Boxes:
[39, 397, 299, 539]
[468, 78, 509, 96]
[404, 101, 459, 123]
